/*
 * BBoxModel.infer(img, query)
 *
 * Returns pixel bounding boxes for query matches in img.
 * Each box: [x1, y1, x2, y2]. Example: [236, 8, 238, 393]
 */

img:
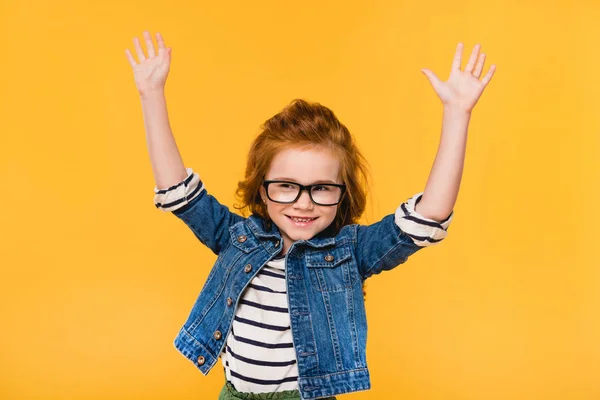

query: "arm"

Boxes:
[141, 90, 188, 189]
[153, 169, 245, 254]
[415, 106, 470, 221]
[126, 31, 243, 254]
[417, 42, 496, 220]
[356, 194, 453, 280]
[356, 43, 495, 279]
[125, 30, 187, 189]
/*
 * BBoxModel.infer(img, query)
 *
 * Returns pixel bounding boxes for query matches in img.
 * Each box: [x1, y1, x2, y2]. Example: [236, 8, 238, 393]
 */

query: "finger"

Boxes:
[465, 44, 481, 73]
[451, 42, 463, 72]
[133, 36, 146, 62]
[143, 31, 156, 58]
[481, 64, 496, 86]
[124, 49, 137, 67]
[421, 68, 442, 91]
[473, 53, 485, 78]
[156, 32, 166, 54]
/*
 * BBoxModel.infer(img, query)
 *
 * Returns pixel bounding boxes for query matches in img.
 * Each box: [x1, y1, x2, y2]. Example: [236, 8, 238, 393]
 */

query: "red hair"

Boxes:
[235, 99, 371, 235]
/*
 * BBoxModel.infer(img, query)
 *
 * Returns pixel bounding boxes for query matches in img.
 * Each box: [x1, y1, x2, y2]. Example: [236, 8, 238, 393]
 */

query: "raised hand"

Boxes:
[421, 43, 496, 113]
[125, 31, 172, 97]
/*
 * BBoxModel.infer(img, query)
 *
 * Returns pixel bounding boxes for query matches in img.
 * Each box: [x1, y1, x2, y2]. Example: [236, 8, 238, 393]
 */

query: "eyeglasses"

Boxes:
[262, 180, 346, 206]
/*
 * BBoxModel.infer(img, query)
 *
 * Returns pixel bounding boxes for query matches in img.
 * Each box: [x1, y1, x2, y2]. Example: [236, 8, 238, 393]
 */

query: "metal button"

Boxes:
[244, 264, 252, 273]
[213, 330, 222, 340]
[275, 240, 280, 247]
[325, 254, 334, 262]
[237, 235, 247, 243]
[227, 297, 233, 306]
[197, 355, 205, 365]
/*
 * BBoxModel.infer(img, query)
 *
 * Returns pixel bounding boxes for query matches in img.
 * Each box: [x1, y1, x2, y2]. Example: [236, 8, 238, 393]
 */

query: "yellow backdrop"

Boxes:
[1, 0, 598, 399]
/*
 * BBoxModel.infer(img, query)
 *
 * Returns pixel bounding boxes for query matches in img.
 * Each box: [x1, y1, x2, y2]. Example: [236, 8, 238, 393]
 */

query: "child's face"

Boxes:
[260, 145, 341, 251]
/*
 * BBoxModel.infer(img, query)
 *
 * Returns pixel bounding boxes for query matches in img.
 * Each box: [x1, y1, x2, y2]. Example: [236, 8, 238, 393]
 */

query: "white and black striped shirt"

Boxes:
[220, 255, 299, 393]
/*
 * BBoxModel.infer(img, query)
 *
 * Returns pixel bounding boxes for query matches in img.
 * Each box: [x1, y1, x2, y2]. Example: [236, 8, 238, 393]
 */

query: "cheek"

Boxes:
[267, 203, 286, 217]
[322, 207, 338, 222]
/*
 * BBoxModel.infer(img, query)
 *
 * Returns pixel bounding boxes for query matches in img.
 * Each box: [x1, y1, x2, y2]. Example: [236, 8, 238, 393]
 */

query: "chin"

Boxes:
[295, 231, 318, 241]
[283, 229, 313, 240]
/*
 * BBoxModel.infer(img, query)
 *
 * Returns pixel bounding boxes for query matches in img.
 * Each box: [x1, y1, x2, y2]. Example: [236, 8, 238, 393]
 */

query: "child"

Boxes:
[125, 31, 495, 400]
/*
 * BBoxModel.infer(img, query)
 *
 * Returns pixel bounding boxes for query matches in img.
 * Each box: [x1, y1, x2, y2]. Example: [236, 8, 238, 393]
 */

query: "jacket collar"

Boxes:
[247, 214, 280, 239]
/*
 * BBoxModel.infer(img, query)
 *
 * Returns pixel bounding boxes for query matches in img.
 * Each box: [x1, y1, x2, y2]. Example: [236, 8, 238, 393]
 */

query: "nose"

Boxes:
[293, 189, 313, 209]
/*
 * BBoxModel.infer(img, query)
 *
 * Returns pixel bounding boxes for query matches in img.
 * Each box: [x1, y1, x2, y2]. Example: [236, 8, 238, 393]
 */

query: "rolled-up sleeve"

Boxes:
[394, 192, 453, 247]
[153, 167, 204, 213]
[152, 167, 245, 255]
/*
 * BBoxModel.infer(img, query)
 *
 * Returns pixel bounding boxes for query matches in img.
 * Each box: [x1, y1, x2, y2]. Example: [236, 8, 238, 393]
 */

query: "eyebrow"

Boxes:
[269, 177, 339, 184]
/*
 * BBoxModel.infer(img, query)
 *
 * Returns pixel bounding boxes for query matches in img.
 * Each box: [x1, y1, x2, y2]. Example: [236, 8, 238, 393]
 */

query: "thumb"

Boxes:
[421, 68, 442, 89]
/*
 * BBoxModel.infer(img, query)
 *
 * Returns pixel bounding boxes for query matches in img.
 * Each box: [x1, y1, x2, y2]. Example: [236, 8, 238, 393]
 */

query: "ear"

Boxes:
[259, 186, 267, 203]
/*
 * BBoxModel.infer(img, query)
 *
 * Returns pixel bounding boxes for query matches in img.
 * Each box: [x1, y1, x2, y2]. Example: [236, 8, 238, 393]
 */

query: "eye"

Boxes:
[275, 182, 296, 190]
[313, 185, 332, 192]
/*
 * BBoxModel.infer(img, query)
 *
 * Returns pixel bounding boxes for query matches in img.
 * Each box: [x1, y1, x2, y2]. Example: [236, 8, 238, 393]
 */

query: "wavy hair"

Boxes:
[235, 99, 370, 234]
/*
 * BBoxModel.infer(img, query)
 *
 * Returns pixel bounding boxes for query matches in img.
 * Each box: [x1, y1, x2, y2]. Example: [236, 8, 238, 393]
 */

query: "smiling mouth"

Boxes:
[286, 216, 318, 223]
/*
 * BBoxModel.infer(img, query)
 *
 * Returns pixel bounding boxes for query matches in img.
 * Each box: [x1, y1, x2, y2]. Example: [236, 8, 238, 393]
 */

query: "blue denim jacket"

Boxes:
[154, 168, 452, 399]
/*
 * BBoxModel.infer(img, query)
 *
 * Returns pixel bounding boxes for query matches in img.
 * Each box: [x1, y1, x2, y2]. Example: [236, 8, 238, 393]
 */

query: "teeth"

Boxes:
[291, 217, 313, 222]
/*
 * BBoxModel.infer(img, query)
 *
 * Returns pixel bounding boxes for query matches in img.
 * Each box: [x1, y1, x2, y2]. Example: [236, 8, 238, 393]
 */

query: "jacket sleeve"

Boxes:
[356, 192, 453, 280]
[153, 167, 245, 255]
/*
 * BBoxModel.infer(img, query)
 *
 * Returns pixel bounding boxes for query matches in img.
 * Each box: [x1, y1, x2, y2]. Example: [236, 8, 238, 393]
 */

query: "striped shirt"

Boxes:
[220, 255, 299, 393]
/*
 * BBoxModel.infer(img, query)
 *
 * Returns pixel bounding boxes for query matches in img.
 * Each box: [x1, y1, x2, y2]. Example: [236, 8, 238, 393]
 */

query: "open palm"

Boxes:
[125, 31, 172, 97]
[421, 43, 496, 112]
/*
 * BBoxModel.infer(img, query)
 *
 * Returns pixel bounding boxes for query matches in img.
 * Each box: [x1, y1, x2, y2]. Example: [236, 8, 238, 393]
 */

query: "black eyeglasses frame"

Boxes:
[262, 180, 347, 206]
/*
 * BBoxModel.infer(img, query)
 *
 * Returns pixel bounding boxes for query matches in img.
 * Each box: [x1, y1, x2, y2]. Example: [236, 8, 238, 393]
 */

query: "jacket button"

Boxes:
[237, 235, 247, 243]
[244, 264, 252, 273]
[275, 240, 280, 247]
[227, 297, 233, 306]
[325, 254, 334, 262]
[214, 330, 222, 340]
[197, 355, 205, 365]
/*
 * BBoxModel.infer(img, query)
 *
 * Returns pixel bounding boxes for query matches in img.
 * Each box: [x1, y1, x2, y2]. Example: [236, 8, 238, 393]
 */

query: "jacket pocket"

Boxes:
[305, 244, 358, 292]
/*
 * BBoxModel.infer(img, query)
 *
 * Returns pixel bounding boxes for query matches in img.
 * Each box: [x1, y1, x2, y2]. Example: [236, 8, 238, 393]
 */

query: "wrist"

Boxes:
[140, 88, 166, 101]
[443, 104, 472, 117]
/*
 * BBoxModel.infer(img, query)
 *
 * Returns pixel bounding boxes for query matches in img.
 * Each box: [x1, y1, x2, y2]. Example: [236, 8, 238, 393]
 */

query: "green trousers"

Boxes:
[218, 381, 337, 400]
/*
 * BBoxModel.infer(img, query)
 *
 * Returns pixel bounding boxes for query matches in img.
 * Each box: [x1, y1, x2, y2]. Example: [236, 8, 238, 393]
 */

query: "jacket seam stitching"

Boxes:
[361, 226, 411, 279]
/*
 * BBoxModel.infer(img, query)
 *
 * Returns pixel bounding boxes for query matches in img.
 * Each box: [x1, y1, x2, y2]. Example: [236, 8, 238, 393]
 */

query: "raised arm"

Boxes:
[356, 193, 453, 280]
[125, 31, 187, 189]
[356, 43, 495, 279]
[125, 31, 244, 254]
[417, 42, 496, 220]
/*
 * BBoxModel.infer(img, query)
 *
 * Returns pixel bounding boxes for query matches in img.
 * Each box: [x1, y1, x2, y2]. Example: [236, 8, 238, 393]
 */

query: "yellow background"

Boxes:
[1, 0, 598, 398]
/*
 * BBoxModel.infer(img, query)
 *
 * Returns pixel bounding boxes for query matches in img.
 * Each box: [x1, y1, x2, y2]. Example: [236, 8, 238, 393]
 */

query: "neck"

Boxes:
[281, 236, 294, 255]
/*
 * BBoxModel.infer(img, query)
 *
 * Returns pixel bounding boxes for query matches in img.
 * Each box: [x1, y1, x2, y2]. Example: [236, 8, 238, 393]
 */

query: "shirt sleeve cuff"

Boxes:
[394, 192, 453, 247]
[153, 167, 204, 212]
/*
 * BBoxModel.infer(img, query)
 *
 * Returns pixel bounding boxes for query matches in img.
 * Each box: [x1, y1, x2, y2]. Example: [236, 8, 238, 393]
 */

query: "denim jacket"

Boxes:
[154, 168, 453, 399]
